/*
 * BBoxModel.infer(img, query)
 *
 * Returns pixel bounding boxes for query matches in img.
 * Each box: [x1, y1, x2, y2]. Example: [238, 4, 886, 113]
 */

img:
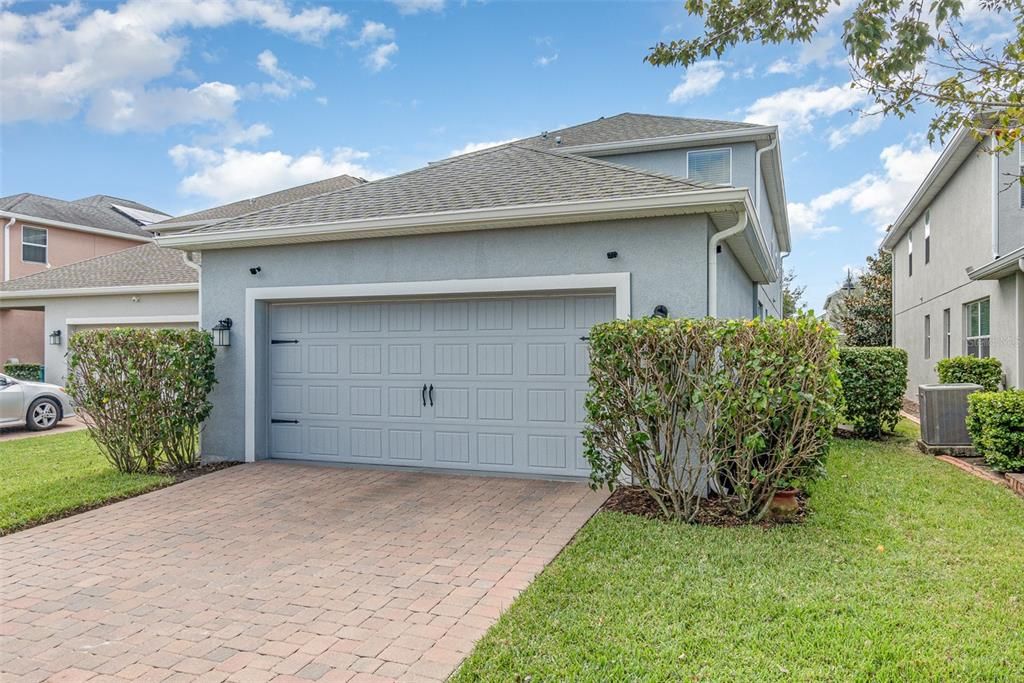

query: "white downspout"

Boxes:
[3, 216, 13, 281]
[708, 210, 748, 318]
[992, 134, 1000, 259]
[754, 137, 777, 214]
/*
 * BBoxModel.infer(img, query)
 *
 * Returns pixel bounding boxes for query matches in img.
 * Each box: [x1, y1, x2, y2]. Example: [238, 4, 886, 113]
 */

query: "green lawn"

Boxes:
[0, 430, 171, 534]
[454, 422, 1024, 682]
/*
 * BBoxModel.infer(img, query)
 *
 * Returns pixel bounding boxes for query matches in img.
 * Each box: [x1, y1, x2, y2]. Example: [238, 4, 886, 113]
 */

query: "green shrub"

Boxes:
[66, 328, 217, 473]
[966, 390, 1024, 472]
[937, 356, 1003, 392]
[837, 347, 908, 438]
[3, 363, 44, 382]
[584, 314, 840, 522]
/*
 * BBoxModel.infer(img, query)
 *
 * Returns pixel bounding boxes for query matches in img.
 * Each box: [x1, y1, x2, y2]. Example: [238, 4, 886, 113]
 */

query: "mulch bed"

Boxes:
[4, 462, 240, 536]
[902, 398, 920, 420]
[602, 486, 808, 528]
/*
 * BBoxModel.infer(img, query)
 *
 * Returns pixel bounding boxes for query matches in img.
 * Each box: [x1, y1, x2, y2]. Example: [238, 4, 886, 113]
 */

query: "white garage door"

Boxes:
[268, 294, 614, 477]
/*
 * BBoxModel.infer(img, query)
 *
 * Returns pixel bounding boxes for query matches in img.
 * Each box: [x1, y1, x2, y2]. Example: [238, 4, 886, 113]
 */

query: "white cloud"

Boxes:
[364, 42, 398, 72]
[0, 0, 347, 129]
[448, 138, 518, 157]
[767, 58, 799, 75]
[315, 96, 328, 106]
[827, 103, 885, 148]
[353, 20, 395, 45]
[744, 82, 867, 133]
[87, 82, 240, 132]
[171, 145, 386, 204]
[668, 61, 725, 103]
[252, 49, 314, 98]
[787, 141, 939, 240]
[535, 53, 559, 67]
[391, 0, 445, 14]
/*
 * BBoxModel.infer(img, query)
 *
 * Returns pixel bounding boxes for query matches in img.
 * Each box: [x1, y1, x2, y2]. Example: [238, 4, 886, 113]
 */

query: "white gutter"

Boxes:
[754, 137, 778, 213]
[0, 283, 197, 304]
[555, 126, 778, 157]
[708, 210, 748, 318]
[992, 134, 1000, 259]
[2, 217, 13, 281]
[181, 251, 201, 271]
[157, 189, 751, 249]
[0, 211, 152, 243]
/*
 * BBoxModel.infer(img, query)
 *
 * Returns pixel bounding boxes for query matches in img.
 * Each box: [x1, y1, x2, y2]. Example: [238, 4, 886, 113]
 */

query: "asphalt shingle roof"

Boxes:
[153, 174, 365, 229]
[0, 194, 168, 238]
[0, 244, 197, 293]
[516, 113, 762, 150]
[186, 142, 711, 235]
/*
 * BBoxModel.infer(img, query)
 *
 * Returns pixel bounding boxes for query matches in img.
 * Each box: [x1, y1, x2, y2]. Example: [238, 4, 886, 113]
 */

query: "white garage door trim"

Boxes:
[244, 273, 631, 462]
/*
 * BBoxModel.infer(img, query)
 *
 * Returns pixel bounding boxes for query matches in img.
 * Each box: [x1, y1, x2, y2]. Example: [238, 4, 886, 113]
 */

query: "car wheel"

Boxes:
[27, 397, 61, 431]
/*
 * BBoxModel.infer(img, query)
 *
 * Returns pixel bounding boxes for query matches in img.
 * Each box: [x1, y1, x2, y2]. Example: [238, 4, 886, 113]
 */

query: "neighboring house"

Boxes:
[821, 271, 863, 335]
[0, 193, 166, 366]
[0, 175, 366, 384]
[158, 112, 792, 475]
[882, 132, 1024, 399]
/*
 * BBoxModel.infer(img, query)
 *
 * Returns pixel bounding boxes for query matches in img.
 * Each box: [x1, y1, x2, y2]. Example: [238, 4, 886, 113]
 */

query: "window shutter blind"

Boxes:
[687, 150, 731, 185]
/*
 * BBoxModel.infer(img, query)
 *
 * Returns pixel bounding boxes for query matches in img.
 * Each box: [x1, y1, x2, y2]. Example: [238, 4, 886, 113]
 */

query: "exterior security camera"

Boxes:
[249, 266, 262, 275]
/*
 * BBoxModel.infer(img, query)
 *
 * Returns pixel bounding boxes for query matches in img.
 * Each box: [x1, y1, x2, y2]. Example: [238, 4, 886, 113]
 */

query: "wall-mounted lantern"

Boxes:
[652, 305, 669, 318]
[48, 329, 62, 346]
[212, 318, 233, 347]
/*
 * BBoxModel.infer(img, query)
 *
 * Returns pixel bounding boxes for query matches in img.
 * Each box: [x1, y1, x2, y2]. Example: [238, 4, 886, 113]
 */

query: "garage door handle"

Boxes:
[429, 384, 434, 407]
[271, 339, 299, 345]
[271, 419, 299, 424]
[422, 384, 427, 407]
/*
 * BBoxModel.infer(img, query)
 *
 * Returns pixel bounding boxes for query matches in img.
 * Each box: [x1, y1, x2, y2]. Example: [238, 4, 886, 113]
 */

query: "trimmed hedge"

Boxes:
[66, 328, 216, 473]
[838, 347, 908, 438]
[584, 314, 840, 522]
[3, 363, 44, 382]
[966, 390, 1024, 472]
[937, 356, 1003, 392]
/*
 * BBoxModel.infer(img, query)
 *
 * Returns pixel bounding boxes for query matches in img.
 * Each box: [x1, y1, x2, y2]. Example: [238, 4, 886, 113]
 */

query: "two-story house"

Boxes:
[883, 131, 1024, 399]
[0, 193, 168, 366]
[156, 112, 792, 472]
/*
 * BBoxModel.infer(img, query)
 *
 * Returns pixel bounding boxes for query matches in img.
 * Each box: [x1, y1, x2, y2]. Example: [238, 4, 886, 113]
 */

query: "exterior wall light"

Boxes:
[48, 329, 62, 346]
[212, 318, 233, 347]
[652, 305, 668, 318]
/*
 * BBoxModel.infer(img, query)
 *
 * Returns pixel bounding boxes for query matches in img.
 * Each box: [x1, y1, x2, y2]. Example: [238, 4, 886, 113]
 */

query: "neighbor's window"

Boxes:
[966, 298, 990, 358]
[687, 148, 731, 186]
[924, 314, 931, 359]
[908, 228, 913, 277]
[924, 209, 931, 264]
[943, 308, 951, 358]
[21, 226, 47, 264]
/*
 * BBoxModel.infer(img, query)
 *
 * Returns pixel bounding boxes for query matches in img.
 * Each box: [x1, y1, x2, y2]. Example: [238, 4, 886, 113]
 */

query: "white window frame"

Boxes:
[686, 147, 733, 186]
[965, 298, 990, 358]
[924, 314, 931, 359]
[907, 228, 913, 277]
[21, 225, 47, 265]
[943, 308, 951, 358]
[924, 209, 931, 264]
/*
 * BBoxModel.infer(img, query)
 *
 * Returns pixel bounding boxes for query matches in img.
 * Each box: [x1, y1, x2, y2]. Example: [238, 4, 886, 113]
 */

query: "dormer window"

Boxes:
[687, 148, 731, 186]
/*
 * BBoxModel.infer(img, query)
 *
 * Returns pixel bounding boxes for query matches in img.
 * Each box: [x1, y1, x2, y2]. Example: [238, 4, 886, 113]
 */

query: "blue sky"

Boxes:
[1, 0, 955, 310]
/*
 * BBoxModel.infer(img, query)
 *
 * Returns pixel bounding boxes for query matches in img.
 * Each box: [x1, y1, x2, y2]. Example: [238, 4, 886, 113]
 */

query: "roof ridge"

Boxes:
[619, 111, 759, 129]
[516, 143, 709, 190]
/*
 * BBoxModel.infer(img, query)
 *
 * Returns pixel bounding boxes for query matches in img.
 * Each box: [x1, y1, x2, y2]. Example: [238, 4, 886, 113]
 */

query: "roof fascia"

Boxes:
[0, 283, 197, 303]
[0, 211, 152, 243]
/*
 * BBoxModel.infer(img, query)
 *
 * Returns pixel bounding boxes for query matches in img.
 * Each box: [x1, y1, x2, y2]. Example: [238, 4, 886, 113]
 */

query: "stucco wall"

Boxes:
[2, 220, 144, 281]
[996, 143, 1024, 255]
[892, 139, 1022, 397]
[0, 309, 44, 365]
[38, 291, 198, 384]
[197, 215, 723, 461]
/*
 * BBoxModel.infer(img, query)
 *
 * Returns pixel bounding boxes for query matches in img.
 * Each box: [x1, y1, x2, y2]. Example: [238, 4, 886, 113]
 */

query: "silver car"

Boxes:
[0, 373, 76, 431]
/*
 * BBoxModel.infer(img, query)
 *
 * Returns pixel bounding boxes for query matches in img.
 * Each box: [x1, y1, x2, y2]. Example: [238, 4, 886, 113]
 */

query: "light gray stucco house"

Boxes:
[882, 131, 1024, 399]
[157, 113, 792, 476]
[0, 175, 364, 384]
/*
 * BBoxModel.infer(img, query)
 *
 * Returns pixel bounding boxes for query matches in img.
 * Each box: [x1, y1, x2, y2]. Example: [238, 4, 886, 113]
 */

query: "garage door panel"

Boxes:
[268, 293, 613, 476]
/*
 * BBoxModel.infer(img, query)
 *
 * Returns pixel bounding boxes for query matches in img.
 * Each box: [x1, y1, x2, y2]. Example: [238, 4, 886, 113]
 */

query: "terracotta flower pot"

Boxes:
[769, 488, 800, 515]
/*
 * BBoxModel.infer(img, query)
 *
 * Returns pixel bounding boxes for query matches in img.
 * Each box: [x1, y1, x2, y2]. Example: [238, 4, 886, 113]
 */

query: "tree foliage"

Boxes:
[648, 0, 1023, 158]
[836, 249, 892, 346]
[782, 268, 806, 318]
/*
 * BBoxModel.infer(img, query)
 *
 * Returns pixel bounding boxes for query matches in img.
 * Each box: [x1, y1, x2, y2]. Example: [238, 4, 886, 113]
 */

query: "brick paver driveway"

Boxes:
[1, 463, 606, 682]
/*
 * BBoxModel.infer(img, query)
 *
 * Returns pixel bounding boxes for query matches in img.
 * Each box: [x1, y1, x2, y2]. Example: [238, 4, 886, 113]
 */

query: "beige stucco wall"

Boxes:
[2, 220, 145, 281]
[892, 140, 1023, 398]
[0, 308, 44, 365]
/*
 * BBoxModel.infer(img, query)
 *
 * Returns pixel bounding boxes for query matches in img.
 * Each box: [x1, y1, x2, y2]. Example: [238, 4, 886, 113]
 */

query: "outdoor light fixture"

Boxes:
[212, 318, 233, 347]
[48, 329, 62, 346]
[652, 305, 668, 318]
[606, 251, 618, 259]
[249, 266, 262, 275]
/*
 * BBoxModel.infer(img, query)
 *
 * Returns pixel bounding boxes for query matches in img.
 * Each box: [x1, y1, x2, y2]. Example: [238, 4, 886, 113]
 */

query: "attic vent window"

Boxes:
[686, 148, 731, 186]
